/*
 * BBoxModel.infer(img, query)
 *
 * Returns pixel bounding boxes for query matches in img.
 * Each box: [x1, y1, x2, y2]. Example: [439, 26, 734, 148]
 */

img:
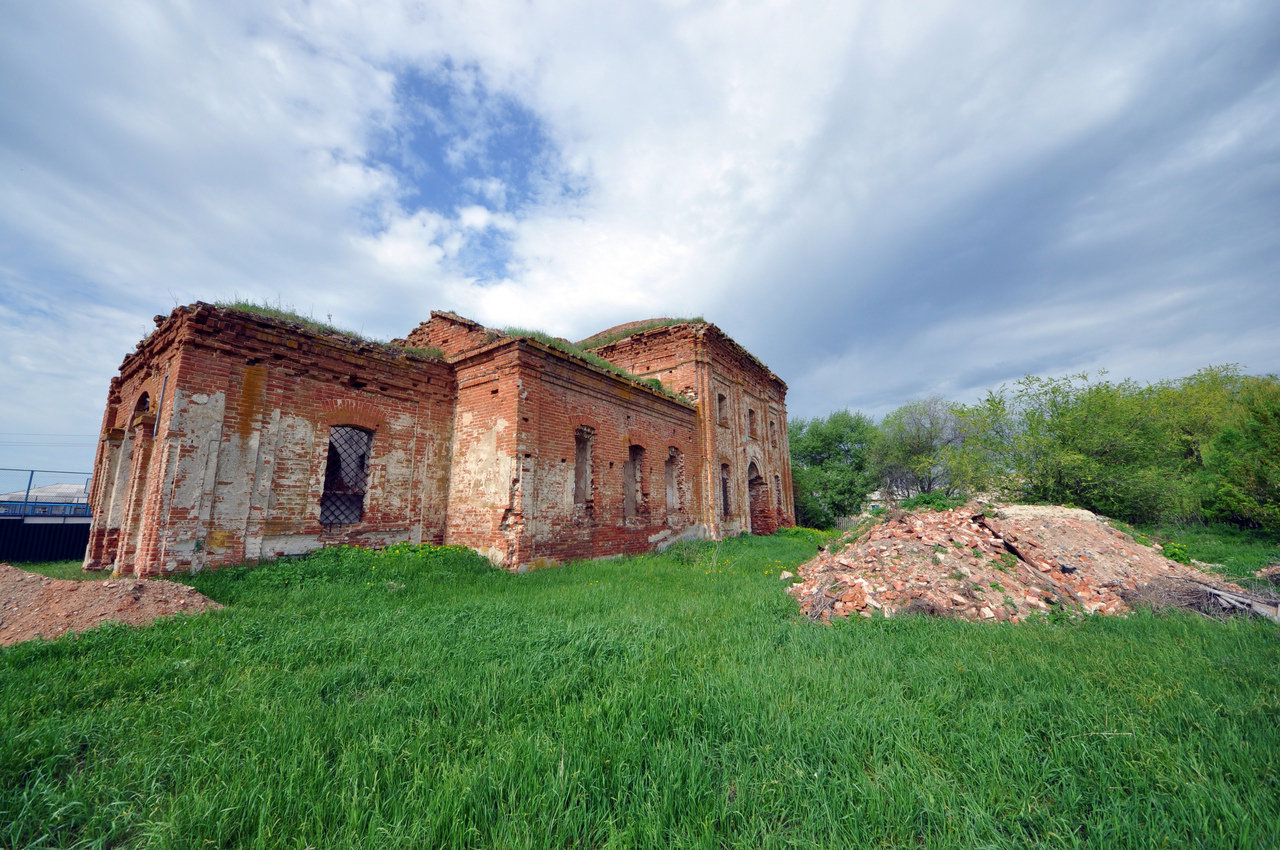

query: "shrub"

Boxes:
[899, 491, 967, 512]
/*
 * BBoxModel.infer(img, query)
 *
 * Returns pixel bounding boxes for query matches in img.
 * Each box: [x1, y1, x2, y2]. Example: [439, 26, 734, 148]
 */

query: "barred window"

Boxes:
[320, 425, 372, 525]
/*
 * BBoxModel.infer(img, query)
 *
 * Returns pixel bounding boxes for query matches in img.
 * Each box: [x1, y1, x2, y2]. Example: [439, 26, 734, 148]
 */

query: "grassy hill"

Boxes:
[3, 531, 1279, 848]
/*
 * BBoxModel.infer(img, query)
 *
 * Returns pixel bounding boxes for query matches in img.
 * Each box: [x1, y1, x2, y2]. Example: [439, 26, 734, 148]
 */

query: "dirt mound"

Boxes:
[1, 563, 222, 646]
[790, 503, 1278, 623]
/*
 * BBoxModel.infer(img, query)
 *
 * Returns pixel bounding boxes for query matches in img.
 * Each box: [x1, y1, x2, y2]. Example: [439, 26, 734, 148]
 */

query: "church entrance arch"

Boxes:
[747, 460, 773, 535]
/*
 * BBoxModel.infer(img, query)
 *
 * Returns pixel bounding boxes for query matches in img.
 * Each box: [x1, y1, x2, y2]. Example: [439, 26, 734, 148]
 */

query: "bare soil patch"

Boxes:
[1, 562, 221, 646]
[790, 503, 1279, 623]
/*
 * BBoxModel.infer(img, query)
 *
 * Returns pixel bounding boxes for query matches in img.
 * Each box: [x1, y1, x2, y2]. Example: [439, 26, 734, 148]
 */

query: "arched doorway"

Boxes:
[120, 392, 157, 568]
[747, 461, 774, 535]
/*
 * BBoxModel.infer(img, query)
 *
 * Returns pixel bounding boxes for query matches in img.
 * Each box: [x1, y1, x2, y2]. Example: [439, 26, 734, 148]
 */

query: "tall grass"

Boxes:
[3, 534, 1278, 848]
[217, 299, 370, 341]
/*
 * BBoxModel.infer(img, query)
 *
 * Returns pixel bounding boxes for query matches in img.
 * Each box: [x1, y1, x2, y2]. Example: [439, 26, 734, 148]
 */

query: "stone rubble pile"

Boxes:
[789, 503, 1257, 623]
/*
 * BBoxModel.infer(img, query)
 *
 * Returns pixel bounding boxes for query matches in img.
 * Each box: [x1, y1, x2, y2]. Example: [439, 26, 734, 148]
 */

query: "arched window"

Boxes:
[320, 425, 372, 525]
[717, 393, 728, 426]
[748, 408, 758, 438]
[747, 461, 768, 534]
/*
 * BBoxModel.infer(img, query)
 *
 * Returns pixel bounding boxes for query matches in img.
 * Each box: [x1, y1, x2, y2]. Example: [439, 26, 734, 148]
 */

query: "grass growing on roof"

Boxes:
[578, 317, 705, 350]
[502, 327, 683, 399]
[399, 344, 445, 360]
[217, 299, 372, 340]
[3, 534, 1278, 849]
[214, 300, 444, 360]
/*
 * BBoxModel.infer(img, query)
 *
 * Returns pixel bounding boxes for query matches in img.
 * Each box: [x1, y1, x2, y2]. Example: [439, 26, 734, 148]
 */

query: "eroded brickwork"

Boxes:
[86, 306, 455, 576]
[592, 322, 794, 537]
[400, 311, 507, 359]
[86, 306, 793, 576]
[506, 342, 702, 565]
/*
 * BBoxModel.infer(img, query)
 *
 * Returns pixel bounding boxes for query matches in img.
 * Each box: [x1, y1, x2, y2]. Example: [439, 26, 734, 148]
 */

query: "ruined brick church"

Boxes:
[84, 304, 794, 576]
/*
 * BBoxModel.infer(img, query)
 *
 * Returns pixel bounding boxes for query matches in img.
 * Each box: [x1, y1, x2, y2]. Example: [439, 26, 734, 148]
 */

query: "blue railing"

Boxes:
[0, 468, 93, 518]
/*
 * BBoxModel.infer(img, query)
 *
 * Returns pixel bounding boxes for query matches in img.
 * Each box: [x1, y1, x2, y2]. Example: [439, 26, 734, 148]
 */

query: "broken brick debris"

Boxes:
[788, 503, 1276, 624]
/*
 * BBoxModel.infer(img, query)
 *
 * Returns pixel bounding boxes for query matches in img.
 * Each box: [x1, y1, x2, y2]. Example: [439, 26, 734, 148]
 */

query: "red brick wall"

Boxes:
[87, 305, 793, 577]
[592, 323, 795, 536]
[702, 331, 794, 535]
[441, 344, 524, 563]
[402, 311, 506, 360]
[507, 341, 702, 566]
[86, 305, 456, 576]
[443, 339, 702, 568]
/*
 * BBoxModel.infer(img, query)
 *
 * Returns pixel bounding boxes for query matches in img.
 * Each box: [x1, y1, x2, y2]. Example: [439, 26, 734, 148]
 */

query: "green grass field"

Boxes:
[16, 560, 109, 581]
[1149, 522, 1280, 582]
[3, 531, 1279, 849]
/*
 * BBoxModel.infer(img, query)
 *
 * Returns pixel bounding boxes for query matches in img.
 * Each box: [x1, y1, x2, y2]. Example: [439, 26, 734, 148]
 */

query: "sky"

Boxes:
[2, 0, 1278, 474]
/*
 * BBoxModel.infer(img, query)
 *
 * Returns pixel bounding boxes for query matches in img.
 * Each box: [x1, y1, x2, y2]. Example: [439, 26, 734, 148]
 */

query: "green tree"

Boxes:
[954, 370, 1245, 524]
[790, 465, 835, 529]
[947, 390, 1016, 496]
[1205, 375, 1280, 530]
[871, 397, 963, 500]
[789, 409, 878, 526]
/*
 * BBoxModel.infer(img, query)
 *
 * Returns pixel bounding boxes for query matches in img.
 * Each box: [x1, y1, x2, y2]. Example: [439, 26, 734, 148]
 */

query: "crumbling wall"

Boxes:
[86, 304, 794, 577]
[86, 305, 456, 576]
[400, 311, 506, 360]
[701, 330, 793, 536]
[589, 323, 704, 401]
[592, 322, 795, 537]
[442, 344, 524, 565]
[511, 341, 703, 566]
[444, 339, 702, 569]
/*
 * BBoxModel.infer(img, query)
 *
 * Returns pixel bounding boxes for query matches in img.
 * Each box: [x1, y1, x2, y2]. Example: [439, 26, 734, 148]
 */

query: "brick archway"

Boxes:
[747, 461, 775, 535]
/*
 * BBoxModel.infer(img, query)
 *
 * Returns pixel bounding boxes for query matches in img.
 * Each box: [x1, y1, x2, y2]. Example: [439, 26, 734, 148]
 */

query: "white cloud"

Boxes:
[1, 0, 1277, 471]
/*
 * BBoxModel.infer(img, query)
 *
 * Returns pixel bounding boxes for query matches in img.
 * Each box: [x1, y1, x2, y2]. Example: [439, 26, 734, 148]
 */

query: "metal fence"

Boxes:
[0, 468, 92, 517]
[0, 468, 93, 562]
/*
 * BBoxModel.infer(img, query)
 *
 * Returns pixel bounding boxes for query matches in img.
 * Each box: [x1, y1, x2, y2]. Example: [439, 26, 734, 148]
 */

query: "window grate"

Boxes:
[320, 426, 371, 525]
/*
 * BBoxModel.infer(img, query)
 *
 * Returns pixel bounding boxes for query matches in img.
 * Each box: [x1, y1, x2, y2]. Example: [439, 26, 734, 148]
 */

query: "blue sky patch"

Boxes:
[362, 61, 578, 281]
[370, 63, 558, 211]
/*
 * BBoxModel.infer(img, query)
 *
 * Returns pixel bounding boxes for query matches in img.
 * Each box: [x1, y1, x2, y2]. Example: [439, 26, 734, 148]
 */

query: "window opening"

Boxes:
[717, 393, 728, 426]
[574, 426, 595, 505]
[769, 420, 778, 448]
[624, 444, 645, 519]
[747, 461, 769, 535]
[775, 474, 783, 514]
[320, 426, 372, 525]
[665, 447, 682, 515]
[748, 408, 758, 438]
[720, 463, 731, 519]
